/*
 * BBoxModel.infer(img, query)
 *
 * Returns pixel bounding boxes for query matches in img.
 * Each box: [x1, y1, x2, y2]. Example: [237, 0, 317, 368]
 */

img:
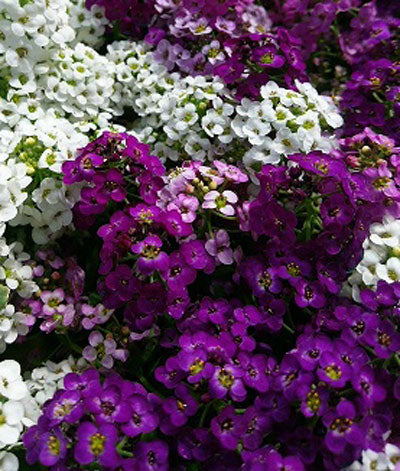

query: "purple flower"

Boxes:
[241, 406, 270, 451]
[76, 153, 104, 179]
[167, 193, 199, 223]
[205, 230, 234, 265]
[62, 160, 81, 185]
[38, 429, 67, 466]
[162, 385, 197, 427]
[121, 395, 159, 437]
[238, 353, 270, 393]
[323, 401, 363, 453]
[211, 406, 244, 451]
[351, 366, 386, 406]
[129, 204, 161, 226]
[132, 235, 169, 275]
[63, 369, 100, 397]
[134, 440, 169, 471]
[252, 45, 285, 68]
[85, 384, 131, 424]
[297, 334, 332, 371]
[81, 304, 112, 330]
[317, 351, 351, 388]
[74, 422, 118, 467]
[298, 385, 329, 418]
[105, 265, 136, 303]
[155, 357, 185, 389]
[161, 251, 196, 290]
[294, 280, 326, 309]
[82, 331, 127, 369]
[167, 287, 190, 320]
[213, 161, 248, 183]
[178, 349, 214, 384]
[241, 258, 282, 297]
[46, 390, 83, 425]
[177, 428, 213, 461]
[197, 297, 230, 325]
[162, 210, 193, 238]
[180, 240, 209, 270]
[214, 57, 245, 84]
[264, 451, 305, 471]
[320, 195, 354, 226]
[364, 319, 400, 358]
[274, 355, 312, 401]
[40, 288, 65, 316]
[93, 168, 126, 203]
[209, 364, 246, 402]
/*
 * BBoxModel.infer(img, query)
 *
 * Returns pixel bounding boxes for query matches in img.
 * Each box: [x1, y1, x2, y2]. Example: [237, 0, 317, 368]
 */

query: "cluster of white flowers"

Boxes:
[0, 157, 30, 225]
[39, 42, 123, 119]
[344, 215, 400, 302]
[345, 444, 400, 471]
[26, 355, 87, 406]
[0, 236, 38, 352]
[0, 0, 109, 122]
[0, 0, 120, 244]
[232, 80, 343, 169]
[0, 359, 41, 470]
[107, 40, 343, 169]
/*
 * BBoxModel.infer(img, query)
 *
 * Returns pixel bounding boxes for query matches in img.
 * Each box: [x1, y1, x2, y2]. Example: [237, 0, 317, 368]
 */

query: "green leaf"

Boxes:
[0, 285, 10, 310]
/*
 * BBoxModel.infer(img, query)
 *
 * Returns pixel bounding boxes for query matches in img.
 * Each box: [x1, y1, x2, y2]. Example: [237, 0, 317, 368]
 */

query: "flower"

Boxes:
[202, 190, 238, 216]
[38, 429, 67, 466]
[0, 452, 19, 471]
[205, 230, 233, 265]
[0, 360, 27, 400]
[82, 331, 128, 369]
[211, 405, 246, 451]
[323, 401, 363, 454]
[134, 440, 169, 471]
[74, 422, 118, 467]
[0, 400, 24, 445]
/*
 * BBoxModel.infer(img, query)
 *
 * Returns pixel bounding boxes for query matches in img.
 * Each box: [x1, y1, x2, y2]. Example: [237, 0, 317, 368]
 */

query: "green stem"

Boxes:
[282, 322, 295, 334]
[199, 402, 212, 427]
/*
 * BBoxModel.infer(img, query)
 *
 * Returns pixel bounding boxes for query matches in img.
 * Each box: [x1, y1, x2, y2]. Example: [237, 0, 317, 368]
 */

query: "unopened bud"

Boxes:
[361, 145, 372, 156]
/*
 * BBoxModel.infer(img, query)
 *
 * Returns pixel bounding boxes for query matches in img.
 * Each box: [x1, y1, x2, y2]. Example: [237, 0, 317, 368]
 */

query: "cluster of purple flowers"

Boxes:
[23, 369, 168, 470]
[16, 128, 393, 470]
[16, 249, 111, 334]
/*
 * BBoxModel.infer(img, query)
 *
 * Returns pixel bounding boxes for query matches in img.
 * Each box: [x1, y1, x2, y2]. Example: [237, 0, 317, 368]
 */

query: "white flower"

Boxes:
[242, 118, 271, 146]
[370, 217, 400, 247]
[0, 400, 24, 445]
[376, 257, 400, 283]
[32, 177, 62, 205]
[0, 360, 27, 400]
[385, 443, 400, 468]
[0, 451, 19, 471]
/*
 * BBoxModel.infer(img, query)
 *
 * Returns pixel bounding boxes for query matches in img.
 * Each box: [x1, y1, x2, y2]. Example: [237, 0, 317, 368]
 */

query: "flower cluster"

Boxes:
[0, 0, 399, 470]
[26, 355, 87, 407]
[0, 359, 38, 469]
[87, 0, 308, 96]
[345, 443, 400, 471]
[106, 40, 343, 170]
[0, 236, 37, 352]
[23, 129, 393, 470]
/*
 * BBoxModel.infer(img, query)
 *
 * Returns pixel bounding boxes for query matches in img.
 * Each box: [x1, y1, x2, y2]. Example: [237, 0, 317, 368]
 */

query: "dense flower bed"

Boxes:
[0, 0, 399, 470]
